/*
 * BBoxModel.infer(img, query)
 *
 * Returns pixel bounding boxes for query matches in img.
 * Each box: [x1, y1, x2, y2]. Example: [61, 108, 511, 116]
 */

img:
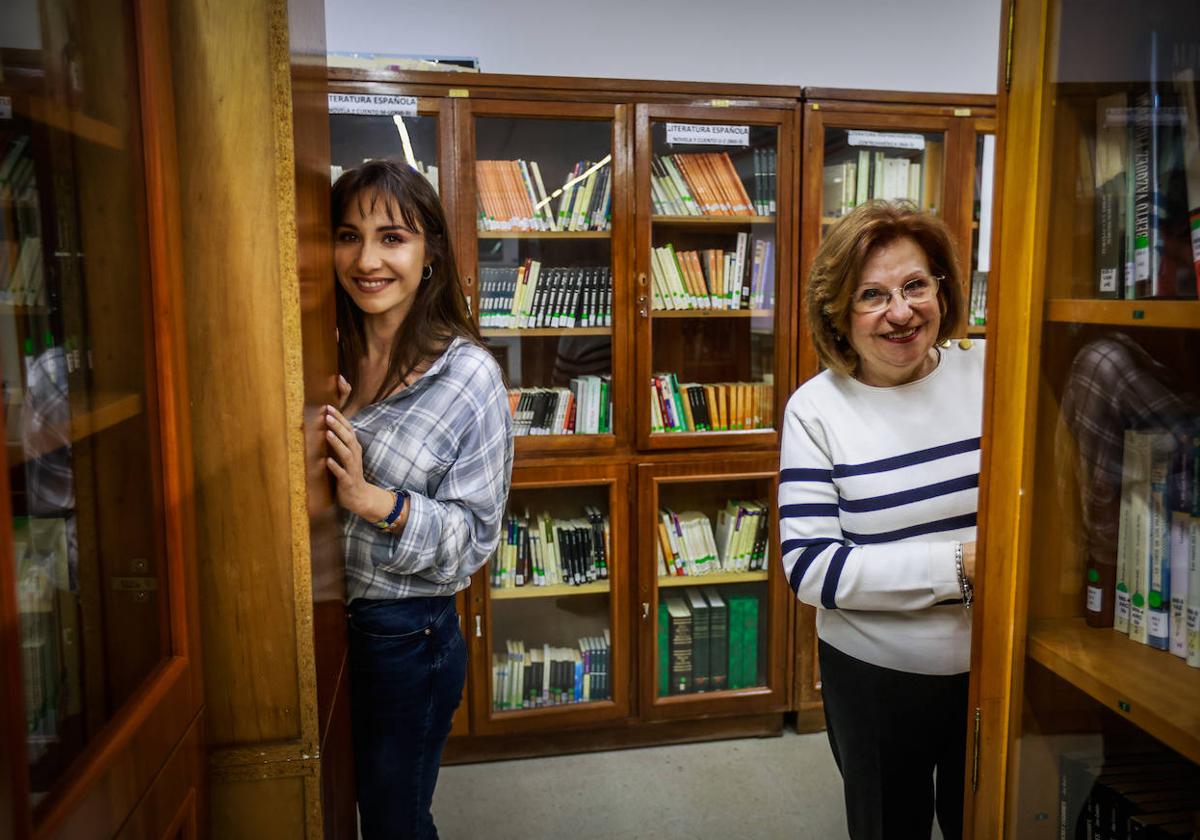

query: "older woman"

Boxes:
[780, 201, 982, 840]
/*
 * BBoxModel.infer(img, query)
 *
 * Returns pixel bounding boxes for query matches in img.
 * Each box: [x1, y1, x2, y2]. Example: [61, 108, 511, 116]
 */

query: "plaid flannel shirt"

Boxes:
[343, 337, 513, 602]
[1057, 333, 1198, 566]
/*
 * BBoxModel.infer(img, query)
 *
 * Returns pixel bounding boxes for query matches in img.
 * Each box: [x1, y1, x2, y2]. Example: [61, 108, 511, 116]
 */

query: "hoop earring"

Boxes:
[421, 264, 433, 280]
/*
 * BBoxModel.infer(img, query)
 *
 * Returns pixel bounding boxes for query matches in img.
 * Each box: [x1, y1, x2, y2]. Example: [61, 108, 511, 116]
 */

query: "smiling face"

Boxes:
[847, 236, 942, 387]
[334, 188, 428, 325]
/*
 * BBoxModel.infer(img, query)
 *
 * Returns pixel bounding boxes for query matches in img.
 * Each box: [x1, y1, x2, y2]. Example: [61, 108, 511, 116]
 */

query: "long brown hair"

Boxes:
[807, 200, 963, 377]
[332, 160, 482, 403]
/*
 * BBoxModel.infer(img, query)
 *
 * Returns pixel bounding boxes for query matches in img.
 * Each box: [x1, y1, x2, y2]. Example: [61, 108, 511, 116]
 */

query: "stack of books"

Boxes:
[822, 150, 928, 218]
[476, 158, 611, 232]
[657, 500, 770, 578]
[650, 375, 772, 433]
[490, 506, 609, 589]
[1059, 749, 1200, 839]
[1091, 78, 1200, 301]
[650, 235, 774, 311]
[1, 136, 45, 308]
[1103, 427, 1200, 668]
[479, 263, 612, 328]
[658, 590, 761, 696]
[508, 375, 611, 436]
[492, 633, 611, 710]
[650, 152, 759, 216]
[968, 271, 988, 328]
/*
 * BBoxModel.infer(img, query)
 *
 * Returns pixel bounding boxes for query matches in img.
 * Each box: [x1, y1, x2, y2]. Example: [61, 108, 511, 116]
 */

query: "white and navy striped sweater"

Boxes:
[779, 342, 984, 675]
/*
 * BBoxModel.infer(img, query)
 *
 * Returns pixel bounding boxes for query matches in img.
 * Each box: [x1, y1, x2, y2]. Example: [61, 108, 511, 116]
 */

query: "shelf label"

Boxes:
[665, 122, 749, 147]
[328, 93, 418, 116]
[847, 129, 926, 150]
[0, 96, 10, 120]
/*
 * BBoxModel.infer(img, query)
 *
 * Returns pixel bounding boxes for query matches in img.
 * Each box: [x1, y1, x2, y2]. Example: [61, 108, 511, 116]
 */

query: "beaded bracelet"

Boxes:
[373, 490, 407, 531]
[955, 542, 974, 610]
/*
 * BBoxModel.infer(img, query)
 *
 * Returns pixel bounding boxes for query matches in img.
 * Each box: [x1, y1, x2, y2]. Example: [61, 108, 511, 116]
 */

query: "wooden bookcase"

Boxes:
[0, 4, 205, 838]
[326, 69, 1001, 761]
[327, 68, 802, 758]
[792, 87, 1000, 722]
[967, 1, 1200, 837]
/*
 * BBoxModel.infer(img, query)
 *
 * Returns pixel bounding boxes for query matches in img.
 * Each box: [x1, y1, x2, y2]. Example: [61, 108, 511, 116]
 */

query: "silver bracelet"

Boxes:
[954, 542, 973, 610]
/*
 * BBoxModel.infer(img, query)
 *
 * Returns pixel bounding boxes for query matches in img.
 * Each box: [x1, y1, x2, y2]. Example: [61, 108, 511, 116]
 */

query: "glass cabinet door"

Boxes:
[473, 465, 629, 733]
[464, 102, 627, 453]
[975, 1, 1200, 836]
[636, 106, 792, 450]
[965, 126, 997, 337]
[637, 459, 789, 721]
[1, 0, 196, 827]
[327, 92, 446, 193]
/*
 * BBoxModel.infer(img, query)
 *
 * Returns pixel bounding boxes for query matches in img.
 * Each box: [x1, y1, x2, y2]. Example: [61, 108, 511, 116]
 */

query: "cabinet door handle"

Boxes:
[642, 601, 650, 620]
[474, 615, 482, 638]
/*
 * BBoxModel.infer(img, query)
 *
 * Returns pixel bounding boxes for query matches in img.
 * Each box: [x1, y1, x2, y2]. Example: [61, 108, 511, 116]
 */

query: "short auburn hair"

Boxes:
[806, 200, 964, 377]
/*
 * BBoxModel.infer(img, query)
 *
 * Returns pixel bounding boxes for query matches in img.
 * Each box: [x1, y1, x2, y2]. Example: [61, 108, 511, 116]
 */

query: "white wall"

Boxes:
[324, 0, 1003, 94]
[0, 0, 41, 50]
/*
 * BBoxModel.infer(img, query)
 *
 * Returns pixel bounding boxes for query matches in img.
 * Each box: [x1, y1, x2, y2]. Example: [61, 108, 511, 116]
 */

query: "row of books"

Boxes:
[1060, 749, 1200, 839]
[650, 235, 775, 311]
[476, 158, 611, 232]
[658, 589, 761, 695]
[508, 376, 612, 436]
[492, 634, 611, 710]
[657, 500, 770, 577]
[1106, 429, 1199, 667]
[478, 263, 612, 329]
[822, 149, 932, 218]
[1092, 78, 1200, 300]
[651, 375, 773, 433]
[14, 517, 79, 762]
[968, 271, 989, 327]
[1, 136, 44, 308]
[650, 152, 760, 217]
[329, 159, 439, 193]
[489, 507, 610, 589]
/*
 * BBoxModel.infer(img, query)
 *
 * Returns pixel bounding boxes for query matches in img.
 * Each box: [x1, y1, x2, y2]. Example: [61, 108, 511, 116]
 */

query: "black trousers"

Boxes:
[818, 640, 969, 840]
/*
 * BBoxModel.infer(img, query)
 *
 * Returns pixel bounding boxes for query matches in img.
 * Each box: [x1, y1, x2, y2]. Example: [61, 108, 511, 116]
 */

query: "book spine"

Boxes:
[1147, 437, 1171, 649]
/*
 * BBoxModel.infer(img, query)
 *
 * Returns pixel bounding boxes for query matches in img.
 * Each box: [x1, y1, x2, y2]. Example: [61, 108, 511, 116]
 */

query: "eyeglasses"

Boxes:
[851, 275, 942, 314]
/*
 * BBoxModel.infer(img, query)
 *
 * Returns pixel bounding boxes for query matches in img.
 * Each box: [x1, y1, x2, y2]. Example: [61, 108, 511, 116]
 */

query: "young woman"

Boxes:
[324, 160, 513, 839]
[779, 201, 982, 839]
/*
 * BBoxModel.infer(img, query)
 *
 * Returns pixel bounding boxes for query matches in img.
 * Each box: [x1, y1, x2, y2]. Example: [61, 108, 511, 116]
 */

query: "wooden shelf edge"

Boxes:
[652, 309, 772, 319]
[1027, 617, 1200, 765]
[658, 571, 768, 588]
[652, 215, 774, 225]
[482, 327, 611, 337]
[477, 230, 611, 239]
[490, 581, 610, 600]
[1044, 299, 1200, 330]
[7, 391, 144, 468]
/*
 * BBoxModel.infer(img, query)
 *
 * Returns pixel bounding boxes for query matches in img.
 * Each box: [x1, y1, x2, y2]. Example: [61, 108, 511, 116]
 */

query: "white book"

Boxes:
[1169, 506, 1190, 657]
[1188, 511, 1200, 667]
[1115, 430, 1138, 633]
[1126, 431, 1158, 645]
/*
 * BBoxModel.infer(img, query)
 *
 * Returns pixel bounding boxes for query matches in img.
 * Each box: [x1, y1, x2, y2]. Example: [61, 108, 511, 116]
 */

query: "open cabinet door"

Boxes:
[0, 0, 205, 837]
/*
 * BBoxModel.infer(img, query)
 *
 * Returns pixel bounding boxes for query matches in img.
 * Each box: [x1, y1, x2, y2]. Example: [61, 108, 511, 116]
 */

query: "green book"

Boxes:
[665, 595, 692, 694]
[685, 588, 710, 692]
[657, 602, 670, 697]
[727, 595, 747, 689]
[705, 589, 728, 691]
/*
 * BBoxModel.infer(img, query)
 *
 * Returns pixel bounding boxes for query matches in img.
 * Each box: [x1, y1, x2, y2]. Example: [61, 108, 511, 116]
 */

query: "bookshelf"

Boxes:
[327, 68, 802, 756]
[792, 88, 1001, 723]
[322, 68, 1004, 759]
[968, 1, 1200, 836]
[0, 3, 205, 837]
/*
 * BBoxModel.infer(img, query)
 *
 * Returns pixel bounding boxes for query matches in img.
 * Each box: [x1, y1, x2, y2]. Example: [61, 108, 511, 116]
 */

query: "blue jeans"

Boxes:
[348, 596, 466, 840]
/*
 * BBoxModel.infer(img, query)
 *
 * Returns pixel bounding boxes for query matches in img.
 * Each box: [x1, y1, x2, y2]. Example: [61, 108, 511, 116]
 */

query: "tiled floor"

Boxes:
[429, 729, 850, 839]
